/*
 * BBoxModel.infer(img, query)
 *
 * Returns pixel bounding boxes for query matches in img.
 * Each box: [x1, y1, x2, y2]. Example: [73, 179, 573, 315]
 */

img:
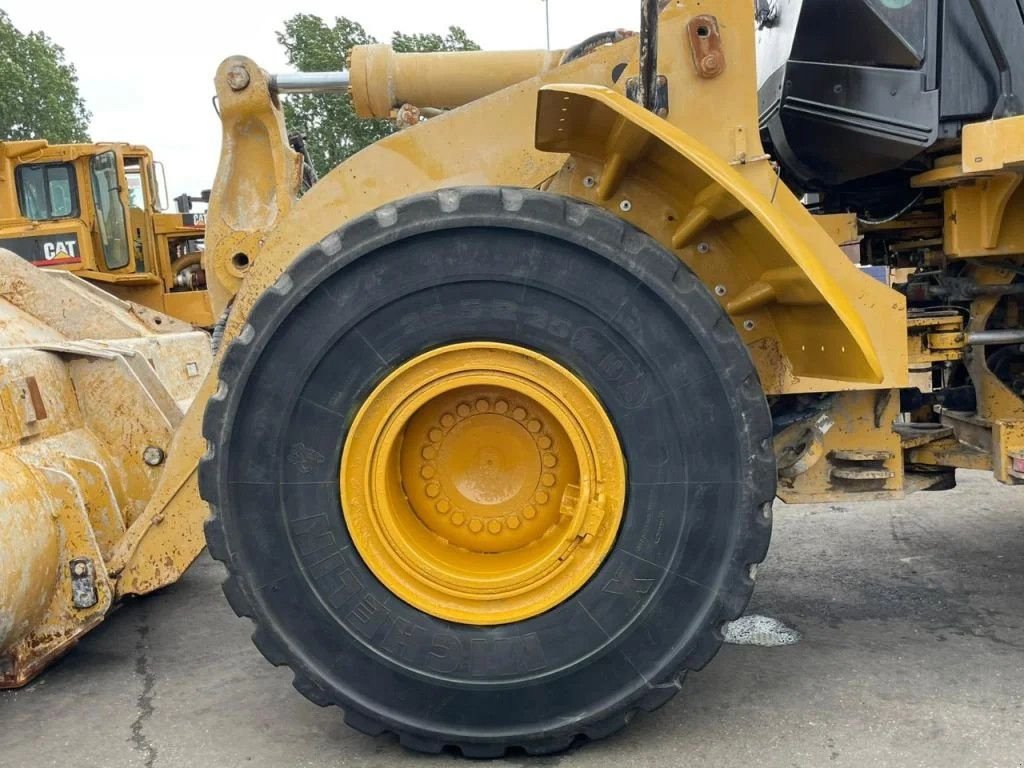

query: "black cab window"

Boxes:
[15, 163, 78, 220]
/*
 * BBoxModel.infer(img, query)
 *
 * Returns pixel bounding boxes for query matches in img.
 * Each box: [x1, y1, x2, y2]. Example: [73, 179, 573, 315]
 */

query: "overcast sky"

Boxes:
[4, 1, 639, 202]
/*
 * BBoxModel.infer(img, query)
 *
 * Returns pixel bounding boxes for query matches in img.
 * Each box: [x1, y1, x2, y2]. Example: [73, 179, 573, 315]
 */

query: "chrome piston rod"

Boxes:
[270, 71, 350, 94]
[966, 330, 1024, 346]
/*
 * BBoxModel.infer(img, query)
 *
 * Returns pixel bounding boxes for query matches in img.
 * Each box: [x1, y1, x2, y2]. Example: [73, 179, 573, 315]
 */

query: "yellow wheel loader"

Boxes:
[0, 141, 213, 327]
[3, 0, 1023, 756]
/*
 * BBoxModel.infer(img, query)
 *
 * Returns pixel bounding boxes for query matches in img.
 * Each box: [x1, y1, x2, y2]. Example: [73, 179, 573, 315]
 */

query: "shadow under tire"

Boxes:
[200, 187, 775, 757]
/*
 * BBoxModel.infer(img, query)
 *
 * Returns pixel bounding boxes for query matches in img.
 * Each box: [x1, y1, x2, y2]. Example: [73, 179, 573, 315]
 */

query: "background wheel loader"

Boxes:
[2, 0, 1023, 757]
[0, 140, 213, 326]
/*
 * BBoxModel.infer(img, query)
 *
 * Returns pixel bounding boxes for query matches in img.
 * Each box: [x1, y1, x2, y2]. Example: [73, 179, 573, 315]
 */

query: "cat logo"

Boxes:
[42, 240, 79, 261]
[0, 233, 82, 266]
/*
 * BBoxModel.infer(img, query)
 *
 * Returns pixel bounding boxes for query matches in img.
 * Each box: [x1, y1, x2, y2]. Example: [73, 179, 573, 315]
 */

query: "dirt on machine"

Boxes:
[2, 0, 1023, 757]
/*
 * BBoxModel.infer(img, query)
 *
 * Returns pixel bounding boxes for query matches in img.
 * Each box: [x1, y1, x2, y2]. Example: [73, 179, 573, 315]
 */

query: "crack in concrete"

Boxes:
[129, 612, 158, 768]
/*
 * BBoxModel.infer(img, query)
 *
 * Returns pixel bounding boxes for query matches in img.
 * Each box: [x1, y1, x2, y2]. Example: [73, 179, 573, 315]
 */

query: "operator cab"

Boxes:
[0, 141, 212, 325]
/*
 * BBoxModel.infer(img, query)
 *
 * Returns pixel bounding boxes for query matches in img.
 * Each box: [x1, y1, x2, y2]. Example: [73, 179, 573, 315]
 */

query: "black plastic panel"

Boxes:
[757, 0, 1024, 192]
[790, 0, 926, 68]
[940, 0, 1024, 120]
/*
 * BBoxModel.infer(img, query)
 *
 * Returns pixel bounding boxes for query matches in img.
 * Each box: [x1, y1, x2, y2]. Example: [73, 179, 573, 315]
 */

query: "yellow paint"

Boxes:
[942, 176, 1024, 258]
[0, 456, 60, 656]
[962, 115, 1024, 173]
[340, 344, 625, 625]
[0, 248, 210, 686]
[536, 83, 891, 385]
[350, 45, 564, 118]
[912, 117, 1024, 258]
[775, 390, 905, 504]
[907, 315, 965, 364]
[816, 214, 861, 247]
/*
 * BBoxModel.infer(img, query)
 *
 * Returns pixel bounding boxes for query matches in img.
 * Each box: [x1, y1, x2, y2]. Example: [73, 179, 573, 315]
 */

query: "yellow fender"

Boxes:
[536, 83, 905, 388]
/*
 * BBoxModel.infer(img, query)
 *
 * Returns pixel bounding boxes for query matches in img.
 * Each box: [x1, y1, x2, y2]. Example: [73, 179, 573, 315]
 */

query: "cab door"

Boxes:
[88, 150, 134, 273]
[124, 154, 159, 275]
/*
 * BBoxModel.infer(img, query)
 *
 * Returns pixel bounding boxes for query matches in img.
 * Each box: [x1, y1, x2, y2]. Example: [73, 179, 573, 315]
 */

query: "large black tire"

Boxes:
[200, 187, 775, 757]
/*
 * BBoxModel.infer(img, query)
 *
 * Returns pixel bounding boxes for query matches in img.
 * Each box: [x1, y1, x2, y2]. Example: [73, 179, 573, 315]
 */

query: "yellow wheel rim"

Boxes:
[340, 343, 626, 625]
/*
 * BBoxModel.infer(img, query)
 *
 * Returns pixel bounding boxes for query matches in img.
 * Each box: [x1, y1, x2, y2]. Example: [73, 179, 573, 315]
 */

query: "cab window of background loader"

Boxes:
[89, 151, 131, 270]
[15, 163, 78, 220]
[124, 158, 145, 210]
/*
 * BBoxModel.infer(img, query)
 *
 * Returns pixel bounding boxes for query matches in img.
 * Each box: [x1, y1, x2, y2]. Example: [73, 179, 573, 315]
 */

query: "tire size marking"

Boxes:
[288, 442, 326, 473]
[344, 593, 550, 677]
[396, 299, 651, 411]
[467, 634, 547, 677]
[292, 514, 338, 559]
[571, 327, 649, 409]
[424, 632, 548, 676]
[292, 511, 554, 678]
[347, 595, 392, 639]
[601, 564, 656, 615]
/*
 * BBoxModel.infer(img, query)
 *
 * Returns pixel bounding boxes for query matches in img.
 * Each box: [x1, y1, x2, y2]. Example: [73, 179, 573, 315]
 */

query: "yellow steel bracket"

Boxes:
[536, 84, 895, 387]
[963, 114, 1024, 174]
[203, 58, 304, 318]
[913, 116, 1024, 258]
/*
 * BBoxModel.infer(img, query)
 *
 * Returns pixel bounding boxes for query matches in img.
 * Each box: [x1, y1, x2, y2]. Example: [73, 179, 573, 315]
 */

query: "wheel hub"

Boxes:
[401, 387, 574, 553]
[340, 343, 626, 625]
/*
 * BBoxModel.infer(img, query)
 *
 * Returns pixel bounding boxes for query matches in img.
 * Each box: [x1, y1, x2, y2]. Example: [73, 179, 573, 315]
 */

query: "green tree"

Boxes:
[277, 15, 479, 178]
[0, 10, 91, 142]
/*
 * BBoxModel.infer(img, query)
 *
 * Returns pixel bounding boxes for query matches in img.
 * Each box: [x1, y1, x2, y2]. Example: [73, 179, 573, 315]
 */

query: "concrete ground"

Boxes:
[2, 471, 1023, 768]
